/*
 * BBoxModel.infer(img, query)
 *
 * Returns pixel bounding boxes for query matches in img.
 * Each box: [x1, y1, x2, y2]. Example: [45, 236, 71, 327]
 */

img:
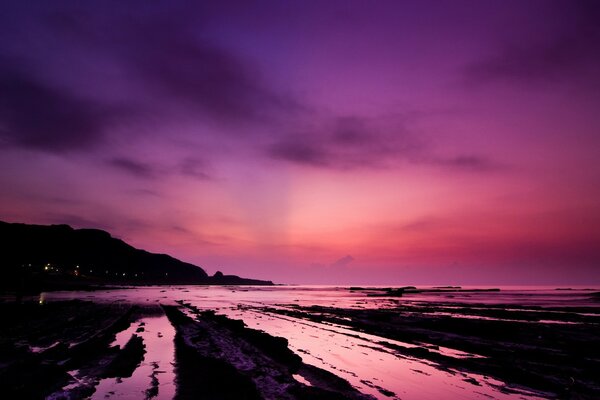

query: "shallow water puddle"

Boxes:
[292, 373, 312, 386]
[92, 314, 176, 400]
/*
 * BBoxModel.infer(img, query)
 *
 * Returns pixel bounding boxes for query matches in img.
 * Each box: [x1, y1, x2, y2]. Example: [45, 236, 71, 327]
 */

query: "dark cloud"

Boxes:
[330, 255, 354, 268]
[465, 0, 600, 86]
[401, 217, 442, 233]
[331, 117, 373, 146]
[125, 28, 294, 125]
[180, 158, 212, 180]
[44, 5, 299, 127]
[43, 196, 83, 206]
[267, 116, 499, 172]
[0, 1, 507, 176]
[267, 116, 418, 169]
[267, 135, 505, 172]
[108, 157, 158, 179]
[0, 64, 112, 152]
[268, 140, 330, 167]
[429, 155, 501, 172]
[128, 189, 162, 197]
[165, 224, 227, 247]
[0, 2, 299, 155]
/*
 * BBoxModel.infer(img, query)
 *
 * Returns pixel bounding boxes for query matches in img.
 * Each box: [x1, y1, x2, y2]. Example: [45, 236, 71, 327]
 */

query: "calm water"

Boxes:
[41, 285, 599, 400]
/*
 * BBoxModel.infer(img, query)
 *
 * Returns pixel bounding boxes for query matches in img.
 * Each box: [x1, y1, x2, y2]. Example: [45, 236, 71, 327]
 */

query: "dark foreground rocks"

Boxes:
[165, 303, 374, 400]
[0, 300, 374, 399]
[0, 301, 146, 399]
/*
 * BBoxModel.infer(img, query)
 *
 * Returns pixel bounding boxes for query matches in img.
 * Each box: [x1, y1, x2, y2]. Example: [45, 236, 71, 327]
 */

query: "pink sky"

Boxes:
[0, 1, 599, 284]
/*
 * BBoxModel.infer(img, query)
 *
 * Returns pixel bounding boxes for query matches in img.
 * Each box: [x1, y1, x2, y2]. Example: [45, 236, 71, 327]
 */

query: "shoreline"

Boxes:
[0, 300, 375, 399]
[1, 286, 598, 399]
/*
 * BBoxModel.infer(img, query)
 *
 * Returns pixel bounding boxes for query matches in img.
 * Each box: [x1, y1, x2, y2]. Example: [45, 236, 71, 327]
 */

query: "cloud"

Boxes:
[110, 156, 214, 181]
[330, 255, 354, 268]
[0, 63, 113, 153]
[428, 155, 502, 172]
[179, 158, 212, 180]
[108, 157, 158, 179]
[0, 2, 505, 177]
[331, 117, 374, 146]
[268, 140, 330, 167]
[127, 189, 163, 197]
[465, 1, 600, 86]
[267, 116, 500, 172]
[401, 217, 442, 233]
[127, 30, 294, 125]
[267, 115, 419, 169]
[0, 2, 299, 156]
[45, 5, 299, 127]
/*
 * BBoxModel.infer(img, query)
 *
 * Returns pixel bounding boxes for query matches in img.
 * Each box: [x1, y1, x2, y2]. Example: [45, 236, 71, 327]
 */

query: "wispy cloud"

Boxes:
[0, 62, 114, 153]
[108, 157, 159, 179]
[44, 5, 300, 127]
[267, 115, 418, 169]
[427, 155, 503, 172]
[464, 1, 600, 87]
[179, 158, 213, 181]
[268, 140, 330, 167]
[267, 116, 501, 173]
[330, 255, 354, 268]
[0, 2, 298, 157]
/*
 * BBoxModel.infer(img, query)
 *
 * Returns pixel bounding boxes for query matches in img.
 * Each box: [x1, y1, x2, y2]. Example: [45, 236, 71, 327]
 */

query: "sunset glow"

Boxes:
[1, 1, 599, 284]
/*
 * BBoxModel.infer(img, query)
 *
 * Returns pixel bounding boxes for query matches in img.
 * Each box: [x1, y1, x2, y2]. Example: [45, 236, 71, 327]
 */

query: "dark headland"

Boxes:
[0, 221, 273, 294]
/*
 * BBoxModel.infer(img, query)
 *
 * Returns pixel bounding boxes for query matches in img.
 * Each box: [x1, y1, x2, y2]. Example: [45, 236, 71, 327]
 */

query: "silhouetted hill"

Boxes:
[0, 221, 273, 292]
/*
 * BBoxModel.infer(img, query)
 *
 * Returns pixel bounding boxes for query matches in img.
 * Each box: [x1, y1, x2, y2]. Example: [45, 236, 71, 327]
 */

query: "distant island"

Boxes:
[0, 221, 273, 293]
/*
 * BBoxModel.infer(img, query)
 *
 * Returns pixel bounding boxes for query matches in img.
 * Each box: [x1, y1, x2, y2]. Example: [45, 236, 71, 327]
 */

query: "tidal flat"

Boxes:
[0, 286, 598, 399]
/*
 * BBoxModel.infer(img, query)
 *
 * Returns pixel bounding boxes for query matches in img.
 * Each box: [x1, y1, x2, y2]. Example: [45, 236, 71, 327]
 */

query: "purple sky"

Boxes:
[1, 1, 599, 284]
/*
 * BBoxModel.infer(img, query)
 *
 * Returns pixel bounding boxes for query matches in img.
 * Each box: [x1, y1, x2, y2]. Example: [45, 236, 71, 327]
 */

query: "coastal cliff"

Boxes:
[0, 221, 273, 292]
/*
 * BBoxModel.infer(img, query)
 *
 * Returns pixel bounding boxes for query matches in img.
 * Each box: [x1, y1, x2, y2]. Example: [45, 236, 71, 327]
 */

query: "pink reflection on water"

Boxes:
[92, 314, 176, 400]
[219, 307, 543, 400]
[42, 285, 597, 400]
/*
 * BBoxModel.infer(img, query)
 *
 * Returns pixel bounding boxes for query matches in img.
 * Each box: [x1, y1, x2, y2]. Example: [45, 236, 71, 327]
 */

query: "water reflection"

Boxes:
[41, 285, 598, 400]
[92, 314, 176, 400]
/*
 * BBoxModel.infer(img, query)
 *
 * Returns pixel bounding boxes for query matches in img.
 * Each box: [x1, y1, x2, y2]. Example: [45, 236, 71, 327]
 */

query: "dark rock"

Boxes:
[103, 334, 146, 378]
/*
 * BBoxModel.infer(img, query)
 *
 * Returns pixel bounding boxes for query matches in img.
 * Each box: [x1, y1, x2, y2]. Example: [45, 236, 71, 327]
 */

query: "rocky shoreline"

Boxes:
[1, 287, 599, 399]
[0, 300, 373, 399]
[245, 292, 600, 399]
